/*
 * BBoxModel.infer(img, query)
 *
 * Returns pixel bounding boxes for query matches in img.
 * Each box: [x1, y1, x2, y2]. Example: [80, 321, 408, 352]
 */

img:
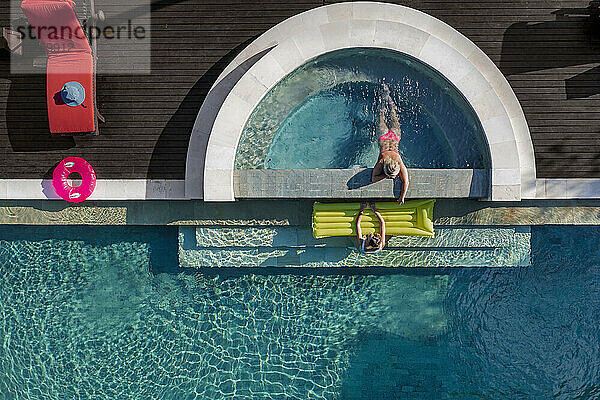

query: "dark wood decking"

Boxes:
[0, 0, 598, 179]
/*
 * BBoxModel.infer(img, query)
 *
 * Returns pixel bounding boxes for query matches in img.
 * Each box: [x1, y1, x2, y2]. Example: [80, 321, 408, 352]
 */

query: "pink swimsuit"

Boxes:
[378, 129, 400, 154]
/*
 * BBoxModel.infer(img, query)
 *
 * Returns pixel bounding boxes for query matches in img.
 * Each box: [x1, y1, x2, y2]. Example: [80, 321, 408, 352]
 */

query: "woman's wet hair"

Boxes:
[383, 158, 400, 177]
[365, 233, 382, 251]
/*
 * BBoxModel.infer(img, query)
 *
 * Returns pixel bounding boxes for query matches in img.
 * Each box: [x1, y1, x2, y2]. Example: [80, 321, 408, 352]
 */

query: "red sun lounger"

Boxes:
[21, 0, 98, 134]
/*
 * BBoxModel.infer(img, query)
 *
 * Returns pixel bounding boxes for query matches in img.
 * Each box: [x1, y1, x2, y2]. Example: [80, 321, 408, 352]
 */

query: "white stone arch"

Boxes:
[188, 1, 536, 201]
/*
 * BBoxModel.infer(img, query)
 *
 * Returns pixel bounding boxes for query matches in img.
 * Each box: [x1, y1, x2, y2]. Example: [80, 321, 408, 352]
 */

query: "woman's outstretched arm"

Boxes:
[356, 203, 367, 241]
[370, 203, 386, 248]
[397, 158, 409, 204]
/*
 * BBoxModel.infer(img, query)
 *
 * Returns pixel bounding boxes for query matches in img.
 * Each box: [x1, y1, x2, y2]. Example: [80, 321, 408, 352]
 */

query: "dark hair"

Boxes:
[364, 233, 382, 251]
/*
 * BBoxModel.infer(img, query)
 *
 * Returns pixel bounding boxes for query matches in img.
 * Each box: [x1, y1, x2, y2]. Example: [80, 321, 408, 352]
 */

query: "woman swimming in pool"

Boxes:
[355, 202, 387, 253]
[371, 84, 409, 204]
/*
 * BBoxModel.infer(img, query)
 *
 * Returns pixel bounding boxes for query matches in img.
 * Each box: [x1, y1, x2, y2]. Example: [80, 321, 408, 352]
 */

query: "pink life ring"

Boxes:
[52, 157, 96, 203]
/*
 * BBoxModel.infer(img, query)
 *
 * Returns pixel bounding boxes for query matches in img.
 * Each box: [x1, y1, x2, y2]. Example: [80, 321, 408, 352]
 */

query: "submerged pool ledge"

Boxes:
[178, 225, 531, 268]
[234, 169, 489, 199]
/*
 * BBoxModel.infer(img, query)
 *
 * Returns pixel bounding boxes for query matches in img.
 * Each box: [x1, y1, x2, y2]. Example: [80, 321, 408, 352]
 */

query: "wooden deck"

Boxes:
[0, 0, 598, 180]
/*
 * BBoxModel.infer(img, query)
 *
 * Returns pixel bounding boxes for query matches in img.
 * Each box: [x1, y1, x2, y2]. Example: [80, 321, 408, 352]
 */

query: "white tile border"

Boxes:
[2, 177, 600, 200]
[195, 1, 539, 202]
[0, 180, 186, 200]
[536, 179, 600, 199]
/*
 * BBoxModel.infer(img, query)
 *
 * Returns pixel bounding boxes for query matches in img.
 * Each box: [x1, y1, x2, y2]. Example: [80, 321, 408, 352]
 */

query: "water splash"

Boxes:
[235, 48, 489, 170]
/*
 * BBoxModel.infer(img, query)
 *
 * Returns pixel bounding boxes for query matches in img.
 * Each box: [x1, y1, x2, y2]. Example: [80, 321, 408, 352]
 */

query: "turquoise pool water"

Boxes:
[1, 225, 599, 399]
[235, 48, 489, 170]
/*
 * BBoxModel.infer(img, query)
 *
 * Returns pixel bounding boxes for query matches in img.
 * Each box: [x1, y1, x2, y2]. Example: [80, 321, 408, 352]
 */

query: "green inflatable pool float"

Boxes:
[312, 199, 435, 239]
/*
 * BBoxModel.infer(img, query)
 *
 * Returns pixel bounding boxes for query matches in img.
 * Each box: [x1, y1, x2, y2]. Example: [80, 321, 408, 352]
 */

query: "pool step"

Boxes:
[178, 226, 531, 268]
[183, 226, 518, 249]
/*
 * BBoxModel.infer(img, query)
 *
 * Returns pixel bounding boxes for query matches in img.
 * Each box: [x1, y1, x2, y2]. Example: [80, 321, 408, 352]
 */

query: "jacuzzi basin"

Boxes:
[235, 48, 490, 170]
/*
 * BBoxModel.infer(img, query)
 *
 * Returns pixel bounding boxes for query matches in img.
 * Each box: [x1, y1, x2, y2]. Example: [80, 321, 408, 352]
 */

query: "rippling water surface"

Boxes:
[0, 226, 599, 399]
[235, 48, 489, 170]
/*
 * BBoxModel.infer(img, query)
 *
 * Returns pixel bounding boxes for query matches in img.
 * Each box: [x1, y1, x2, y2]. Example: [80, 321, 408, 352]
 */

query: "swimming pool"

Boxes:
[235, 48, 490, 170]
[0, 225, 598, 399]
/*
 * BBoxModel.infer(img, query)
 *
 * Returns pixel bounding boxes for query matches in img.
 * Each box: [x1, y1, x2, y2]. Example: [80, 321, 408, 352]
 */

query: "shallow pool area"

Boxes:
[0, 225, 599, 399]
[235, 48, 490, 170]
[178, 225, 531, 268]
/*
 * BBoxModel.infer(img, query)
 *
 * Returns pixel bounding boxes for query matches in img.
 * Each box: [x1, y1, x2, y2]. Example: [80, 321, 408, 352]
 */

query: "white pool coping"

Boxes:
[1, 177, 600, 201]
[0, 179, 186, 200]
[193, 1, 537, 202]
